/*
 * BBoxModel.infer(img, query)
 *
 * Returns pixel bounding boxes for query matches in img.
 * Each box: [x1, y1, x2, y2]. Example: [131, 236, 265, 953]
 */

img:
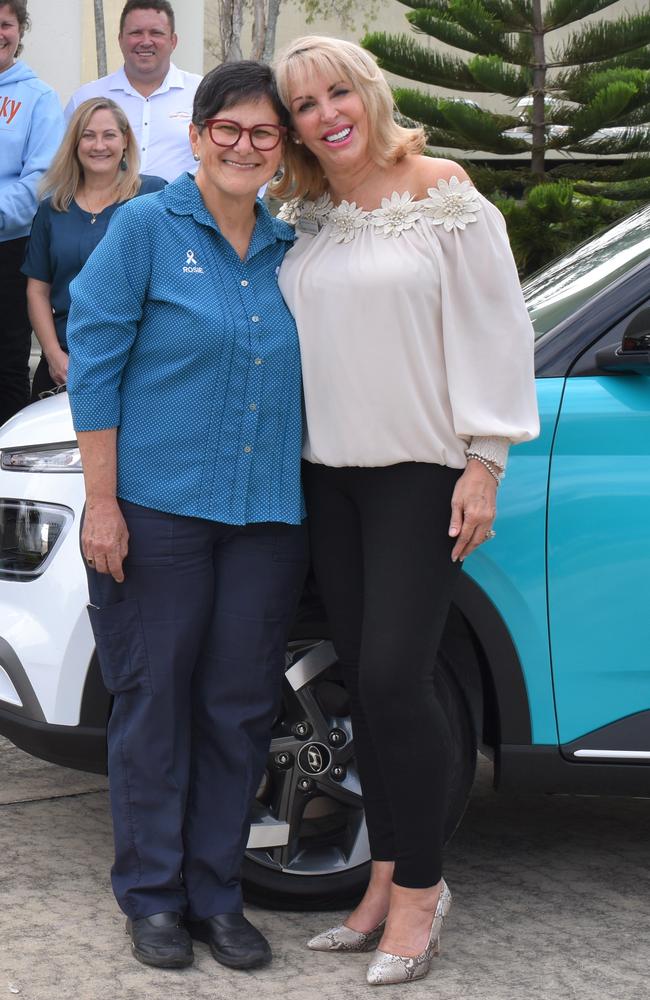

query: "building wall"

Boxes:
[19, 0, 647, 109]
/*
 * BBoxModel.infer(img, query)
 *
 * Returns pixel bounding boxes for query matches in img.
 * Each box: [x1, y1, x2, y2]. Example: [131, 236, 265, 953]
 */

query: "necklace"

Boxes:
[80, 189, 114, 224]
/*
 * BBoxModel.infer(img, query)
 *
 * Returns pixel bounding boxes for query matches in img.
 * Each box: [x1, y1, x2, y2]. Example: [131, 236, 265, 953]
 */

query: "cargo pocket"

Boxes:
[87, 599, 152, 694]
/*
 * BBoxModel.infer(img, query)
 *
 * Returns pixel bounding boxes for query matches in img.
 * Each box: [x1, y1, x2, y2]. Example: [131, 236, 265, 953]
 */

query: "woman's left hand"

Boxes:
[449, 460, 498, 562]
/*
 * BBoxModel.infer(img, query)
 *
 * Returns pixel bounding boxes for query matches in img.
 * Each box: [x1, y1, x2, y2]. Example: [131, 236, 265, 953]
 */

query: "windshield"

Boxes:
[523, 206, 650, 339]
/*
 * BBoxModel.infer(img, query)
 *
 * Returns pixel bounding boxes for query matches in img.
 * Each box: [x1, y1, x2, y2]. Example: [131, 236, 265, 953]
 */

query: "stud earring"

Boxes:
[292, 137, 303, 145]
[193, 152, 200, 162]
[120, 151, 128, 171]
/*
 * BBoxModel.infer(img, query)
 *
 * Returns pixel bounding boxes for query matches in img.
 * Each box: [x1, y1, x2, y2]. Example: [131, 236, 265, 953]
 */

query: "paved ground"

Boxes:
[1, 735, 649, 1000]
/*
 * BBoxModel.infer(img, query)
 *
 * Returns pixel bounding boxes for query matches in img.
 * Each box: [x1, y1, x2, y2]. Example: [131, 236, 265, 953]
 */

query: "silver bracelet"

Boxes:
[466, 452, 501, 485]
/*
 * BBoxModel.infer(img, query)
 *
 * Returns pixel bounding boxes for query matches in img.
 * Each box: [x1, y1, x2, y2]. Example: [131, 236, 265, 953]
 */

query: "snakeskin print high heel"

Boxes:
[365, 879, 452, 985]
[307, 920, 386, 952]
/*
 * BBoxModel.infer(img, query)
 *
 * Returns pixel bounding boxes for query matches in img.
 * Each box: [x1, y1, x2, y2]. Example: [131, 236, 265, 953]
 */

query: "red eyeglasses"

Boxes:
[203, 119, 287, 151]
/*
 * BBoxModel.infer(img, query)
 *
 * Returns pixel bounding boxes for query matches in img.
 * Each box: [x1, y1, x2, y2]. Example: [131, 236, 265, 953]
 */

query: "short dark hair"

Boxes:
[119, 0, 175, 35]
[192, 61, 289, 129]
[4, 0, 31, 57]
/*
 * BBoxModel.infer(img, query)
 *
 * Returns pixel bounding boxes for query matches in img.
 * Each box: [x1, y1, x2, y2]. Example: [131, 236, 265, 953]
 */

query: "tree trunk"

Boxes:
[250, 0, 267, 62]
[220, 0, 245, 62]
[93, 0, 107, 77]
[263, 0, 282, 63]
[530, 0, 547, 180]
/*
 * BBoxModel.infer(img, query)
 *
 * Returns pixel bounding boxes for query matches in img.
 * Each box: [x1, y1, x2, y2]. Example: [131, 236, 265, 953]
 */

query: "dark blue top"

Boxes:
[21, 174, 166, 349]
[67, 172, 305, 526]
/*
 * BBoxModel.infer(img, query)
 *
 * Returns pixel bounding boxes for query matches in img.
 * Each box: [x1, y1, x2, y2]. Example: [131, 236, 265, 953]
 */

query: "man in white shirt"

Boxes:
[65, 1, 201, 182]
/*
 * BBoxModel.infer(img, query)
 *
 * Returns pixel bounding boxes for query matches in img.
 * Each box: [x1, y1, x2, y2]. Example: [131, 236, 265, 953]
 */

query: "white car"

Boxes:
[10, 210, 649, 909]
[0, 392, 474, 910]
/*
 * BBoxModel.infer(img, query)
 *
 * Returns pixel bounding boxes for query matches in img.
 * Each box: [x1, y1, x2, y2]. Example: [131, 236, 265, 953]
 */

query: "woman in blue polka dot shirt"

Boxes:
[66, 62, 307, 972]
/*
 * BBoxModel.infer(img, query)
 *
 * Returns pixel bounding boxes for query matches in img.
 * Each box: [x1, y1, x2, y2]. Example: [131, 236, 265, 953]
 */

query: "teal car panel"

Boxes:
[465, 378, 565, 745]
[547, 373, 650, 744]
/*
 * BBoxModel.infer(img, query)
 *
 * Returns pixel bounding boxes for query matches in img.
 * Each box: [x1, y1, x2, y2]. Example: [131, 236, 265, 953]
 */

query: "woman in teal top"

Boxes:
[66, 62, 306, 973]
[22, 96, 165, 398]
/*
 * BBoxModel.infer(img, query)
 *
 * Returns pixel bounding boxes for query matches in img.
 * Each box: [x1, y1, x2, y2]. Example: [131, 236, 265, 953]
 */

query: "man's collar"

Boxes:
[118, 62, 184, 98]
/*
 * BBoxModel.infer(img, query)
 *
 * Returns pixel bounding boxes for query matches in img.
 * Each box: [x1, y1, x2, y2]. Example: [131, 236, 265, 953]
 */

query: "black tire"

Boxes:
[242, 639, 477, 911]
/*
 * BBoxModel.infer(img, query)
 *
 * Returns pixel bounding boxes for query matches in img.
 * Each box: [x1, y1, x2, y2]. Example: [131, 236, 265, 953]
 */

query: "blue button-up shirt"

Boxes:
[67, 173, 305, 525]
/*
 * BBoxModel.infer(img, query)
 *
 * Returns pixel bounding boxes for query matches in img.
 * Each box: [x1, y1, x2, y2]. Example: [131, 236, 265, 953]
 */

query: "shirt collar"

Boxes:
[115, 62, 183, 98]
[164, 173, 296, 258]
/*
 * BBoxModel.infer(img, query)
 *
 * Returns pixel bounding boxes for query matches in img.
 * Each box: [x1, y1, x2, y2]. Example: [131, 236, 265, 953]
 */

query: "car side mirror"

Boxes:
[596, 308, 650, 373]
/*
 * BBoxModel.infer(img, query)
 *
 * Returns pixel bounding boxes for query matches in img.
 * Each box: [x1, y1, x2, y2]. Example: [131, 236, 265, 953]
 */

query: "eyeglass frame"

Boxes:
[201, 118, 288, 151]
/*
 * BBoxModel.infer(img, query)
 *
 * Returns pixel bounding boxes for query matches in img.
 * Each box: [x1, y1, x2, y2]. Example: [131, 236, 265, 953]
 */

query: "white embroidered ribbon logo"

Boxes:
[183, 250, 204, 274]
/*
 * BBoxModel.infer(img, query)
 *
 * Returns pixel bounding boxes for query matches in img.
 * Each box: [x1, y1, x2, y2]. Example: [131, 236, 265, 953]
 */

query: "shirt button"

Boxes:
[241, 279, 249, 287]
[249, 403, 257, 411]
[254, 357, 263, 365]
[244, 445, 252, 453]
[251, 315, 260, 323]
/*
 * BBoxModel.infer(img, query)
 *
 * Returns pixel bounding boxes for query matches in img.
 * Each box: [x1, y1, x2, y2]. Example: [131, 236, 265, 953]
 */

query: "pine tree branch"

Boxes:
[399, 0, 533, 32]
[393, 87, 528, 152]
[406, 9, 518, 61]
[362, 31, 479, 90]
[554, 49, 650, 93]
[617, 100, 650, 126]
[559, 66, 647, 104]
[544, 0, 622, 33]
[551, 156, 650, 181]
[468, 53, 532, 96]
[552, 15, 650, 67]
[564, 80, 638, 141]
[573, 177, 650, 200]
[566, 127, 650, 154]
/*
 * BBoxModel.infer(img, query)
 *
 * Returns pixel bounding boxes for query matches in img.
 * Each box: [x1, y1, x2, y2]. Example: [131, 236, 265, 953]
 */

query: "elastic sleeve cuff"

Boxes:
[467, 436, 510, 477]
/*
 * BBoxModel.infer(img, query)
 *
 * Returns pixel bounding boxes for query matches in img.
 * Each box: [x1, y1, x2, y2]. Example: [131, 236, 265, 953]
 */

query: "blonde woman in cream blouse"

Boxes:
[274, 36, 539, 987]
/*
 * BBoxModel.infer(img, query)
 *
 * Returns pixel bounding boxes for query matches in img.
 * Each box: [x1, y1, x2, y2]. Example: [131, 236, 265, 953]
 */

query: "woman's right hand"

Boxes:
[46, 347, 69, 386]
[82, 498, 129, 582]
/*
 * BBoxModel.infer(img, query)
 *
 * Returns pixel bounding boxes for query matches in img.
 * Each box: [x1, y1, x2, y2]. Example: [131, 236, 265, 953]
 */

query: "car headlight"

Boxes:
[0, 442, 82, 472]
[0, 500, 74, 581]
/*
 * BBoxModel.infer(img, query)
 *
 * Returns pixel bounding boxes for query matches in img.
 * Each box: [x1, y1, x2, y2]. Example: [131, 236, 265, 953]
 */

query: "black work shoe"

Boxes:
[187, 913, 272, 969]
[126, 912, 194, 968]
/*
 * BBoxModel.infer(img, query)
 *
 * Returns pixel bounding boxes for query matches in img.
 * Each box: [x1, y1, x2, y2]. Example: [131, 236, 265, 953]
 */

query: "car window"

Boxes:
[523, 207, 650, 339]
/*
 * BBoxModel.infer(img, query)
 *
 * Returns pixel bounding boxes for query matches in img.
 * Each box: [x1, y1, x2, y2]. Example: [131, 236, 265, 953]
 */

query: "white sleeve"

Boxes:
[436, 193, 539, 461]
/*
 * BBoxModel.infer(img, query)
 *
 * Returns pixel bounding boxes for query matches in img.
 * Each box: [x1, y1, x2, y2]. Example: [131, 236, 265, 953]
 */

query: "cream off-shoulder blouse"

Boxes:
[278, 176, 540, 471]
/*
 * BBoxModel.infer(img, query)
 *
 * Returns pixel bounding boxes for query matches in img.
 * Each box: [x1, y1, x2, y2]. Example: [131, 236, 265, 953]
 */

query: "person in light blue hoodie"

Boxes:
[0, 0, 64, 424]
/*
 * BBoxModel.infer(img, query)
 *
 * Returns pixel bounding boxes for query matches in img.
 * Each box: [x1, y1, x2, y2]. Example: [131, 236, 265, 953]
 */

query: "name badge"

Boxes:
[297, 217, 319, 235]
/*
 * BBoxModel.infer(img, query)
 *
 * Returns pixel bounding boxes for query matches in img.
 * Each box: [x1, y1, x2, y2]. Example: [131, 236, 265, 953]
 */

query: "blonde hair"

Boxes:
[40, 98, 142, 211]
[272, 35, 425, 200]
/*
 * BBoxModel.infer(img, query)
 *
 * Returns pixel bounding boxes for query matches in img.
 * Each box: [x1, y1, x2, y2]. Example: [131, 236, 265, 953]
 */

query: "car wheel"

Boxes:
[242, 638, 477, 911]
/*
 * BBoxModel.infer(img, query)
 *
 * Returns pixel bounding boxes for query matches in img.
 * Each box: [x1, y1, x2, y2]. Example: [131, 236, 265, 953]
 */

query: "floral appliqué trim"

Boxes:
[426, 176, 481, 231]
[370, 191, 424, 238]
[329, 200, 367, 243]
[277, 193, 332, 226]
[279, 176, 481, 240]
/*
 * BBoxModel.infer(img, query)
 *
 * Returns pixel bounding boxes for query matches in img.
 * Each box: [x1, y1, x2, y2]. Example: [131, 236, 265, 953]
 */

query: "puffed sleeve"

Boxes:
[67, 199, 152, 431]
[433, 184, 539, 470]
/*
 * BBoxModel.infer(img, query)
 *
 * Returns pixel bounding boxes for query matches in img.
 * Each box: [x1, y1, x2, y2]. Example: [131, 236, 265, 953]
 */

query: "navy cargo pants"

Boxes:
[86, 499, 308, 920]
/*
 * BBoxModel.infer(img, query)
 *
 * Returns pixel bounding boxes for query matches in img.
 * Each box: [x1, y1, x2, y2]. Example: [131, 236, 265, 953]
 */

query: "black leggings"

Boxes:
[303, 461, 463, 888]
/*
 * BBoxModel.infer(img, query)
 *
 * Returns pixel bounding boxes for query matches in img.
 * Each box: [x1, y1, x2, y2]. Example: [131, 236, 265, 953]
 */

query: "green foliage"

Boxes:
[497, 188, 631, 274]
[545, 0, 623, 32]
[553, 14, 650, 66]
[400, 92, 529, 152]
[573, 177, 650, 200]
[563, 81, 638, 143]
[467, 54, 531, 96]
[362, 31, 478, 89]
[363, 0, 650, 275]
[406, 9, 514, 59]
